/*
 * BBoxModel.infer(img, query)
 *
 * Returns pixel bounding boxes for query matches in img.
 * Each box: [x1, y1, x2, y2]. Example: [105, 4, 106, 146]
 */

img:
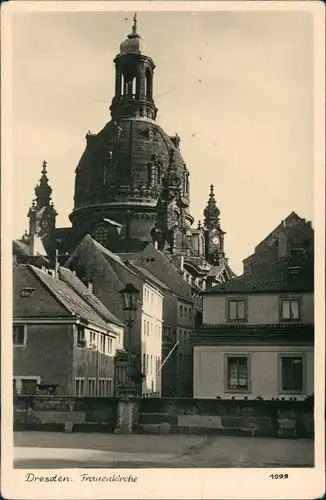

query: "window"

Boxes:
[77, 325, 85, 348]
[228, 300, 247, 321]
[100, 334, 106, 353]
[13, 379, 17, 395]
[13, 325, 26, 346]
[281, 299, 300, 321]
[107, 337, 113, 355]
[99, 378, 105, 396]
[89, 331, 96, 345]
[281, 356, 303, 392]
[143, 353, 146, 374]
[75, 378, 85, 396]
[227, 357, 249, 391]
[107, 378, 113, 396]
[21, 378, 38, 394]
[88, 378, 96, 396]
[180, 305, 183, 318]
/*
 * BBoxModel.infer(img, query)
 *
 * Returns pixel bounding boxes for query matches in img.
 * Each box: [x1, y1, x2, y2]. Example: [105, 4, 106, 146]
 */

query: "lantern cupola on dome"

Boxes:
[119, 14, 145, 55]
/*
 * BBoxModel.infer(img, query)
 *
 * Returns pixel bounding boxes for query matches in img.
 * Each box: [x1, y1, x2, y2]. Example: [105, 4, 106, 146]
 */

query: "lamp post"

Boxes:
[115, 283, 141, 434]
[119, 283, 140, 393]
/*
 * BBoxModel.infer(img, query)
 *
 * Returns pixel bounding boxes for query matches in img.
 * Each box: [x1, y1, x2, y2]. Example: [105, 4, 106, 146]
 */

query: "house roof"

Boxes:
[118, 243, 194, 302]
[64, 235, 125, 322]
[30, 265, 112, 330]
[204, 251, 313, 294]
[125, 261, 170, 292]
[58, 266, 124, 327]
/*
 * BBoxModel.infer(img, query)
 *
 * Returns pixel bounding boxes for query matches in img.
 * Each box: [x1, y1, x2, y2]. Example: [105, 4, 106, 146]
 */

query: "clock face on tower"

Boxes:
[210, 230, 220, 249]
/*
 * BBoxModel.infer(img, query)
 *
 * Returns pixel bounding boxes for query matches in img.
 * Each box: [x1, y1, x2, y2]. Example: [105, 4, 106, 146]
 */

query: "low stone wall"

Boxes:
[13, 395, 314, 438]
[138, 398, 314, 438]
[14, 395, 119, 432]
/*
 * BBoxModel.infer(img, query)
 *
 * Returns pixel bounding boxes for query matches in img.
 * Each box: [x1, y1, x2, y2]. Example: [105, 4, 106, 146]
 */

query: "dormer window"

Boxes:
[20, 287, 35, 298]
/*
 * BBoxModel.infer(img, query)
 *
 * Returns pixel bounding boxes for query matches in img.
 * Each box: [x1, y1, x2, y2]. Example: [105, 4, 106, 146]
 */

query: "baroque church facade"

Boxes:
[19, 16, 234, 289]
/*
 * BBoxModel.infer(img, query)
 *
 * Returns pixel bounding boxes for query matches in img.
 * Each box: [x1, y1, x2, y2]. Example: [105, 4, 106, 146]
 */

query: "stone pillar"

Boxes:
[277, 408, 297, 438]
[115, 387, 140, 434]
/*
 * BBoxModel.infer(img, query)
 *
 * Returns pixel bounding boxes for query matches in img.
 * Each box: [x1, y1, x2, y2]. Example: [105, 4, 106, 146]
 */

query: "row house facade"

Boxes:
[65, 234, 164, 397]
[192, 249, 314, 401]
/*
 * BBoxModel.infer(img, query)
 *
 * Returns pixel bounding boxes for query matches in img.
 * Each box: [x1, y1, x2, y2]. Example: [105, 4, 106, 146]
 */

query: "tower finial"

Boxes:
[132, 13, 137, 34]
[42, 160, 47, 175]
[210, 184, 214, 197]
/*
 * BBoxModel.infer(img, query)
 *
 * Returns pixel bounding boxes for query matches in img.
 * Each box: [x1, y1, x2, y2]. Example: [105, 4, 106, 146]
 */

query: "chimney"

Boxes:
[54, 248, 59, 279]
[306, 220, 312, 228]
[29, 233, 35, 257]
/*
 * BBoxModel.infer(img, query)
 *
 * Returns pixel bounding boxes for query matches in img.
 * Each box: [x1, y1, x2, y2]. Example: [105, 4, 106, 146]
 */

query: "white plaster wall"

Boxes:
[193, 345, 314, 400]
[203, 293, 314, 325]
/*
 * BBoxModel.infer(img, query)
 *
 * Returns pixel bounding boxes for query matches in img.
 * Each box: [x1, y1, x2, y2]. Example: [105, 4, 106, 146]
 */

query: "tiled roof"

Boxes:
[58, 266, 124, 327]
[64, 235, 127, 322]
[125, 261, 171, 292]
[204, 252, 313, 294]
[119, 243, 193, 302]
[13, 240, 30, 257]
[31, 266, 110, 330]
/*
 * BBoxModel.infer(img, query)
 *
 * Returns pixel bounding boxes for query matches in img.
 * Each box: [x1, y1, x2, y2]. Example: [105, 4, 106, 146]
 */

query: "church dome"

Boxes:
[72, 117, 189, 211]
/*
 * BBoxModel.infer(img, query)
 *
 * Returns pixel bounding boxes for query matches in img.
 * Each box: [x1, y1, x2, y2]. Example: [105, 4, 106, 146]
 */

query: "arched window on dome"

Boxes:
[91, 223, 109, 248]
[145, 68, 153, 100]
[131, 77, 136, 98]
[121, 73, 125, 96]
[183, 169, 189, 196]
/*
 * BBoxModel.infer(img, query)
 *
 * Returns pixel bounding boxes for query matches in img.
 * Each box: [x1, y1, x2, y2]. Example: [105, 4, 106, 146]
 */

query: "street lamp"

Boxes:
[119, 283, 140, 393]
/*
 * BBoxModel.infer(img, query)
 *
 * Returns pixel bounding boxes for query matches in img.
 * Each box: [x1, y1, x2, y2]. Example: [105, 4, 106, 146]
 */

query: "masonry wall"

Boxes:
[13, 395, 314, 439]
[13, 324, 74, 395]
[203, 293, 314, 325]
[193, 345, 314, 400]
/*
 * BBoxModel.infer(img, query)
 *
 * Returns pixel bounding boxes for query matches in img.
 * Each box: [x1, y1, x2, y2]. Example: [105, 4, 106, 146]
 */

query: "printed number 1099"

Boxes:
[270, 474, 289, 479]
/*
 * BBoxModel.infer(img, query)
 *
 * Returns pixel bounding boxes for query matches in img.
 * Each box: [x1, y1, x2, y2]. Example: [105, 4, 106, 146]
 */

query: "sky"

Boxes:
[10, 8, 314, 274]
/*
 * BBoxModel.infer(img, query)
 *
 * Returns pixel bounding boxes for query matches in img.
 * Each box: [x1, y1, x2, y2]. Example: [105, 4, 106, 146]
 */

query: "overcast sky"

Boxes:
[11, 8, 314, 274]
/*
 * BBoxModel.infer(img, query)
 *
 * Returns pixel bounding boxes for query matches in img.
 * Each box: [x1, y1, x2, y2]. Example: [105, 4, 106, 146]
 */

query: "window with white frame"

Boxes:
[226, 356, 249, 391]
[89, 331, 97, 346]
[13, 325, 26, 346]
[88, 378, 96, 396]
[107, 337, 113, 355]
[99, 378, 106, 396]
[280, 298, 300, 321]
[100, 334, 106, 353]
[75, 378, 85, 396]
[14, 376, 40, 395]
[227, 299, 247, 321]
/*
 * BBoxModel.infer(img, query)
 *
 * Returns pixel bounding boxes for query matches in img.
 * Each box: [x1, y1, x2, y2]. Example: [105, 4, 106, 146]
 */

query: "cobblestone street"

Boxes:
[14, 431, 314, 469]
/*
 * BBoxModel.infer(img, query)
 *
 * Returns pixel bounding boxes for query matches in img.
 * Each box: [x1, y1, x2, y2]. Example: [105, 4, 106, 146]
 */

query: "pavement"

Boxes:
[14, 431, 314, 469]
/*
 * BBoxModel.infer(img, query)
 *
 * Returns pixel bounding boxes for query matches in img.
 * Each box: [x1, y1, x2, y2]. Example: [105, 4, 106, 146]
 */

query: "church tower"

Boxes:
[26, 161, 57, 256]
[110, 14, 157, 121]
[203, 185, 226, 266]
[69, 15, 193, 253]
